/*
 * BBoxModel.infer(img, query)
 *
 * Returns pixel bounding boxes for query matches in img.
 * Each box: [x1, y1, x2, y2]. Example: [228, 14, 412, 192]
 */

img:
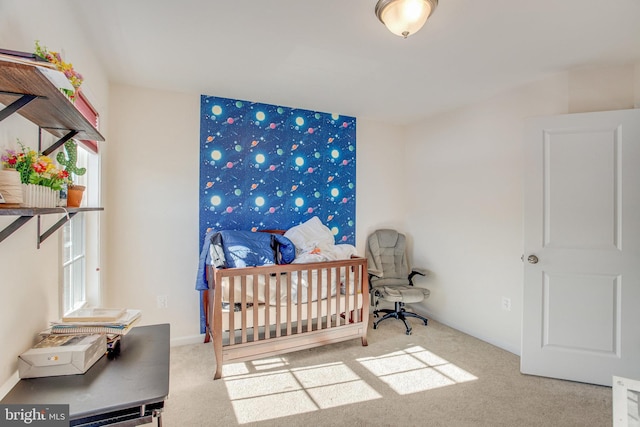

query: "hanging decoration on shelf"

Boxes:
[57, 140, 87, 207]
[34, 40, 83, 102]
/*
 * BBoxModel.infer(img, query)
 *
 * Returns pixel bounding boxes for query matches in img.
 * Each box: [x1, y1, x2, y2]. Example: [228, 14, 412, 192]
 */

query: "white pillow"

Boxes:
[284, 216, 335, 254]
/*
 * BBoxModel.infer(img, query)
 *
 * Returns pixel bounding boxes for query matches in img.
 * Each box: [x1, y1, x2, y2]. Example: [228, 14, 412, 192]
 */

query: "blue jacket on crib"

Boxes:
[195, 229, 295, 291]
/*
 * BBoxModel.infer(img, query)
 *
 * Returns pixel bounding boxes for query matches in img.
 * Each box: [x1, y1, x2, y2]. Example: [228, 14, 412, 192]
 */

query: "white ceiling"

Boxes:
[72, 0, 640, 125]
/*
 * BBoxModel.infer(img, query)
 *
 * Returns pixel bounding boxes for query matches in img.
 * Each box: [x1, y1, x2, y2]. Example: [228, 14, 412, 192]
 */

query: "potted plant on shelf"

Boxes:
[57, 140, 86, 207]
[1, 140, 68, 207]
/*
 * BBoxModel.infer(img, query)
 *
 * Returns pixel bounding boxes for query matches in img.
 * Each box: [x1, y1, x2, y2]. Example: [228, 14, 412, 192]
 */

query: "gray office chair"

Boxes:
[365, 229, 430, 335]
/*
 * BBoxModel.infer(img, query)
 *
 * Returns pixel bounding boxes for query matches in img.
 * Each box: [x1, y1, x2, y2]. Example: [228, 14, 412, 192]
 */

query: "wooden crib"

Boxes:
[204, 257, 369, 379]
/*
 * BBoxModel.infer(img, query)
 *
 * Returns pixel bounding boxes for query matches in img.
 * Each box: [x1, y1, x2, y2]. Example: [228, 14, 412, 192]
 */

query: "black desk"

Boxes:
[1, 324, 170, 426]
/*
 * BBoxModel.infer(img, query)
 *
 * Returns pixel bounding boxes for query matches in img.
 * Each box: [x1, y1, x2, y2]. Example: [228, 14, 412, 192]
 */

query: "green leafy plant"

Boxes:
[56, 140, 86, 186]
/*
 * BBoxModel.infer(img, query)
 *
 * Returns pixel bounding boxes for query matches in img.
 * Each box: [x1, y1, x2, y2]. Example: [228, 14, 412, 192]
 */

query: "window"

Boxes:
[61, 145, 100, 315]
[62, 213, 86, 313]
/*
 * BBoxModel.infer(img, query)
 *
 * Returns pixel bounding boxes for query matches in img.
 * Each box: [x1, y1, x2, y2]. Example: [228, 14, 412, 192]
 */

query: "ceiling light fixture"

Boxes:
[375, 0, 438, 39]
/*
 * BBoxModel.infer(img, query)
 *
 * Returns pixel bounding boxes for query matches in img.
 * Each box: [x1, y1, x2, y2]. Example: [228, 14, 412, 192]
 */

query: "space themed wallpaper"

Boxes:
[199, 95, 357, 248]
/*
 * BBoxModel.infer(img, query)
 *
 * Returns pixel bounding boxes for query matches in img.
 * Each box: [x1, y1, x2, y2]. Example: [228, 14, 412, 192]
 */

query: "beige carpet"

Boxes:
[163, 317, 611, 426]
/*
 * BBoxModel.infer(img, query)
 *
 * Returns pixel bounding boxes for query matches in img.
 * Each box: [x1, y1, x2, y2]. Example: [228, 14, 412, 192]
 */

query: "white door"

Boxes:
[521, 108, 640, 386]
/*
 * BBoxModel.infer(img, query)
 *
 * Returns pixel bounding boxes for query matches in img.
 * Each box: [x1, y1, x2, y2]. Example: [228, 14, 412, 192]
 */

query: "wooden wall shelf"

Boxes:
[0, 58, 104, 144]
[0, 207, 104, 247]
[0, 56, 105, 247]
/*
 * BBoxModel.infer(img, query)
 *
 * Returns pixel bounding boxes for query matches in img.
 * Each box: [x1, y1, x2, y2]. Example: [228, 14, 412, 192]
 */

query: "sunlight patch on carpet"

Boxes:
[224, 361, 381, 423]
[357, 345, 478, 395]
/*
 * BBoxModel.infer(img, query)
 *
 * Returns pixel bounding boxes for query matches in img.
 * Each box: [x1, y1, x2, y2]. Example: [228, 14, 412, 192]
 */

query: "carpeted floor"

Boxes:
[163, 317, 612, 426]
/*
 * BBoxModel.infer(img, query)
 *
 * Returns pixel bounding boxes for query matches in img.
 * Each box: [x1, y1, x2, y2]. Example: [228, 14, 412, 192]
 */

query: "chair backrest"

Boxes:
[365, 229, 410, 286]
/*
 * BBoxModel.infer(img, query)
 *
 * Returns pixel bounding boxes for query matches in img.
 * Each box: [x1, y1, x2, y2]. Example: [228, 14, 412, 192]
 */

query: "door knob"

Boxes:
[527, 255, 539, 264]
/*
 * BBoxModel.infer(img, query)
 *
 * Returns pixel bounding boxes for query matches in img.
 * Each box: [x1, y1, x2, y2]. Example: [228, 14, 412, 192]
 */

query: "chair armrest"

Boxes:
[411, 268, 427, 277]
[368, 269, 383, 278]
[408, 268, 428, 284]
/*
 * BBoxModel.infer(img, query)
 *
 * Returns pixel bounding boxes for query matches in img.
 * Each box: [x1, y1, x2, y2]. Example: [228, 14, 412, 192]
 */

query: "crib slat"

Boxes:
[265, 273, 271, 339]
[334, 268, 341, 326]
[253, 274, 259, 342]
[296, 270, 303, 334]
[286, 272, 293, 336]
[326, 268, 333, 328]
[345, 265, 351, 323]
[241, 276, 247, 344]
[304, 267, 311, 332]
[228, 276, 235, 345]
[275, 273, 281, 338]
[316, 268, 323, 330]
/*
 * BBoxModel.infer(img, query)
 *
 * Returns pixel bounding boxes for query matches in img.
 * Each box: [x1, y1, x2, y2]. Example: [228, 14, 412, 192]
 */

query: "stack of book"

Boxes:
[44, 308, 142, 358]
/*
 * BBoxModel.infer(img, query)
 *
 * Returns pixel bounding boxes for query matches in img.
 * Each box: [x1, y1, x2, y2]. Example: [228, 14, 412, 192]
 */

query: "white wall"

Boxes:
[104, 84, 201, 342]
[405, 64, 638, 354]
[0, 0, 109, 394]
[104, 83, 408, 343]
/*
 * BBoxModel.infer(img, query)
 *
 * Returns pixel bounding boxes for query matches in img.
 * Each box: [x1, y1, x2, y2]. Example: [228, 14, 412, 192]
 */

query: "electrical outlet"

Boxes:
[501, 297, 511, 311]
[157, 295, 168, 309]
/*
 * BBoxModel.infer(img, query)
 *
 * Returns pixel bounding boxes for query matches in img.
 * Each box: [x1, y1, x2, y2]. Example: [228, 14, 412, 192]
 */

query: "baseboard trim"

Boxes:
[171, 334, 207, 347]
[0, 371, 19, 400]
[411, 306, 521, 356]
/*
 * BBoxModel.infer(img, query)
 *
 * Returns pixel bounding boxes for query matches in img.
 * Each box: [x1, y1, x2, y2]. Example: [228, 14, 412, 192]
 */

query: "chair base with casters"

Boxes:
[373, 301, 429, 335]
[372, 285, 430, 335]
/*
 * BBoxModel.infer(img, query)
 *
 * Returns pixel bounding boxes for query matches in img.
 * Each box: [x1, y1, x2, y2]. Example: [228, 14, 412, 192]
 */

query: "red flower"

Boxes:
[32, 161, 47, 173]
